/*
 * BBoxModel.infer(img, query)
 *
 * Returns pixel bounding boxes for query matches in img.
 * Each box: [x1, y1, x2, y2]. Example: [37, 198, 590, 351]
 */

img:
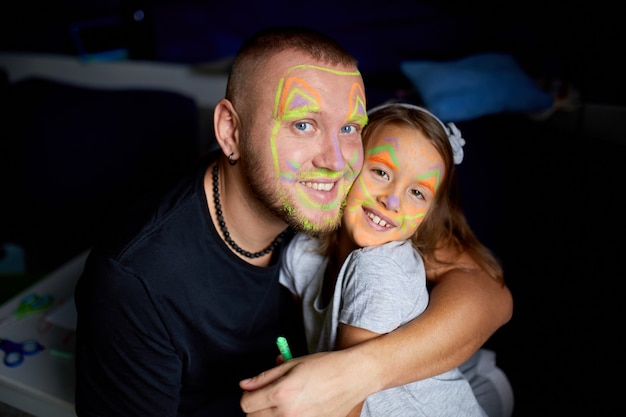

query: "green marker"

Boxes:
[49, 349, 74, 360]
[276, 336, 292, 361]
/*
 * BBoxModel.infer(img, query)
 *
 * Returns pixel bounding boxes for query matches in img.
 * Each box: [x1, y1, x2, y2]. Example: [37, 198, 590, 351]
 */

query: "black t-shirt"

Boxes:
[75, 156, 302, 416]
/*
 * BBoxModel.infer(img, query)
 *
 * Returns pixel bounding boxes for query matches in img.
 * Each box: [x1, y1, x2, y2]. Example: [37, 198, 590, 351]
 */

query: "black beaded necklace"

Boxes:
[212, 164, 287, 258]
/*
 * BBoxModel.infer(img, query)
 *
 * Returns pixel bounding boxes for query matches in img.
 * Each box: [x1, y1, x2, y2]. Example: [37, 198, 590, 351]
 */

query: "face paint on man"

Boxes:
[265, 63, 367, 233]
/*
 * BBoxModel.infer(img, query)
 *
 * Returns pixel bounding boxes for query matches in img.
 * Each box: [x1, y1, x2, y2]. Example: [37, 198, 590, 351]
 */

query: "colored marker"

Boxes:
[276, 336, 292, 361]
[49, 349, 74, 360]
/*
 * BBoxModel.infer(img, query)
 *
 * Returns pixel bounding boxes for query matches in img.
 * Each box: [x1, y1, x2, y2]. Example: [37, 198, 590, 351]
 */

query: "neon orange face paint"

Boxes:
[266, 63, 367, 232]
[342, 124, 444, 247]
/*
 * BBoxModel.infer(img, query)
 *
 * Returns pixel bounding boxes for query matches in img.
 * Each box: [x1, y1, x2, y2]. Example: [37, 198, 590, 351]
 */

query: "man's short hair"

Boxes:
[226, 26, 358, 106]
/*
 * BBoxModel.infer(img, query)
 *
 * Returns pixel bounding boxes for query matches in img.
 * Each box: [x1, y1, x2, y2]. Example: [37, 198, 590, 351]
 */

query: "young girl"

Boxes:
[280, 102, 505, 416]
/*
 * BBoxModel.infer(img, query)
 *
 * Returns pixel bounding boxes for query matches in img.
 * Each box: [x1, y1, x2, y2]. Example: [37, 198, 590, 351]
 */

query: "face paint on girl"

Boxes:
[342, 123, 444, 248]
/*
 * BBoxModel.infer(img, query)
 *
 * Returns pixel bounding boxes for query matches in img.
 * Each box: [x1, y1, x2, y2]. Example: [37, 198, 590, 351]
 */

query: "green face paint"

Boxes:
[261, 62, 366, 233]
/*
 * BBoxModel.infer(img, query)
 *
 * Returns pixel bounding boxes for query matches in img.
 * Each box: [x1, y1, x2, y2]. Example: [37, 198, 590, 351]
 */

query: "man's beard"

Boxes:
[240, 144, 344, 235]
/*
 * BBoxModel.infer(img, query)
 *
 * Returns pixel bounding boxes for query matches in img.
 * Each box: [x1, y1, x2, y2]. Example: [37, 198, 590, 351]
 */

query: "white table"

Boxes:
[0, 251, 88, 417]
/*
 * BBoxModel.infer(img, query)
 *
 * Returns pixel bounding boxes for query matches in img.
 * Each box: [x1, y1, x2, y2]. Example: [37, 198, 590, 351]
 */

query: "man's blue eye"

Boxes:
[295, 122, 311, 131]
[341, 125, 356, 134]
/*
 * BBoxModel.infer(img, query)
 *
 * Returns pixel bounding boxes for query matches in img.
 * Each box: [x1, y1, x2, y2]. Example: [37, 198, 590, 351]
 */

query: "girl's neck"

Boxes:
[320, 228, 359, 306]
[337, 227, 359, 267]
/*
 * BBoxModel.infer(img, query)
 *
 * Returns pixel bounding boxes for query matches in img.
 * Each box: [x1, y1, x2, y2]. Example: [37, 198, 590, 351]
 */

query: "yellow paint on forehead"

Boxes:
[288, 64, 361, 77]
[348, 83, 368, 125]
[273, 64, 364, 119]
[276, 77, 322, 118]
[270, 63, 365, 177]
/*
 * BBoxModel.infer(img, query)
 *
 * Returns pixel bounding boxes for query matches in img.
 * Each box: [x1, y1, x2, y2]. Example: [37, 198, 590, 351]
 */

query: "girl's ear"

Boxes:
[213, 98, 240, 160]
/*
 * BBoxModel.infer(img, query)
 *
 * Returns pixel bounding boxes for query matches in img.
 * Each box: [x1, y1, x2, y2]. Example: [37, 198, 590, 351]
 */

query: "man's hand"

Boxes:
[240, 350, 372, 417]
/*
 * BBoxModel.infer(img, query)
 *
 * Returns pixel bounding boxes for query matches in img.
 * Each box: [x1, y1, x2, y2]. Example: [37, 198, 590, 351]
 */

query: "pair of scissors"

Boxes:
[14, 293, 54, 318]
[0, 293, 54, 328]
[0, 338, 44, 367]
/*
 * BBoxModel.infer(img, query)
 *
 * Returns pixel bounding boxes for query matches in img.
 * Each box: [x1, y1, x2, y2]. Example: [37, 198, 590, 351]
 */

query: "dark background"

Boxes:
[1, 1, 622, 415]
[1, 1, 623, 107]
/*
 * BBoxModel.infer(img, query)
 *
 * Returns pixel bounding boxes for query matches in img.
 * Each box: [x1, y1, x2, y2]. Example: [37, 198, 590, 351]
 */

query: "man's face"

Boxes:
[241, 51, 367, 233]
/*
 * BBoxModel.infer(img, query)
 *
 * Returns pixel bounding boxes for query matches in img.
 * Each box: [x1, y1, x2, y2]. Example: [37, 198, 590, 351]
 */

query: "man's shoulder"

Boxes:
[93, 164, 207, 259]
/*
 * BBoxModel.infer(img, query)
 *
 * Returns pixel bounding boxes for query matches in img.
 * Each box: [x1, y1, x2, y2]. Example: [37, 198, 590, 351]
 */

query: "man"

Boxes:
[75, 26, 512, 417]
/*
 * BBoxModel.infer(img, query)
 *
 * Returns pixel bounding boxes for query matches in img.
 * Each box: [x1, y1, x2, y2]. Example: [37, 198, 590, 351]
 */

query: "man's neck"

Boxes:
[204, 160, 287, 267]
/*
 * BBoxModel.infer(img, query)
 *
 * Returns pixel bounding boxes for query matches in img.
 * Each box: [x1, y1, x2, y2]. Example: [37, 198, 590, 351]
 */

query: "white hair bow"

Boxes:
[443, 122, 465, 165]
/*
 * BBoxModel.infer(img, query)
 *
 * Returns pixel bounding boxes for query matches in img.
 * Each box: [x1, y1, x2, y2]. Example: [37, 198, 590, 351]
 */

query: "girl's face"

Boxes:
[342, 123, 444, 247]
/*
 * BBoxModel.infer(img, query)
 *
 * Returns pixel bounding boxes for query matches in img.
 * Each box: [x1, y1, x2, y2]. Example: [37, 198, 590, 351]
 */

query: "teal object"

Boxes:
[14, 293, 54, 318]
[0, 243, 25, 274]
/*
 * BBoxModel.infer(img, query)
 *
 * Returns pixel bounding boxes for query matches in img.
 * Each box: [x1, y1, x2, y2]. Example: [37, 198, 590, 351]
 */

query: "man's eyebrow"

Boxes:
[348, 112, 368, 128]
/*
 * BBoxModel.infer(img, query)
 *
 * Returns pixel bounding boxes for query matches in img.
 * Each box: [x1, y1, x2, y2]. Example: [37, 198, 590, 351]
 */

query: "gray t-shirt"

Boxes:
[280, 233, 487, 416]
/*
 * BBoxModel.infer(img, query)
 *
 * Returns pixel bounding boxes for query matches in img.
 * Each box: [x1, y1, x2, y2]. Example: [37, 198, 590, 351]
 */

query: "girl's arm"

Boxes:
[336, 324, 379, 417]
